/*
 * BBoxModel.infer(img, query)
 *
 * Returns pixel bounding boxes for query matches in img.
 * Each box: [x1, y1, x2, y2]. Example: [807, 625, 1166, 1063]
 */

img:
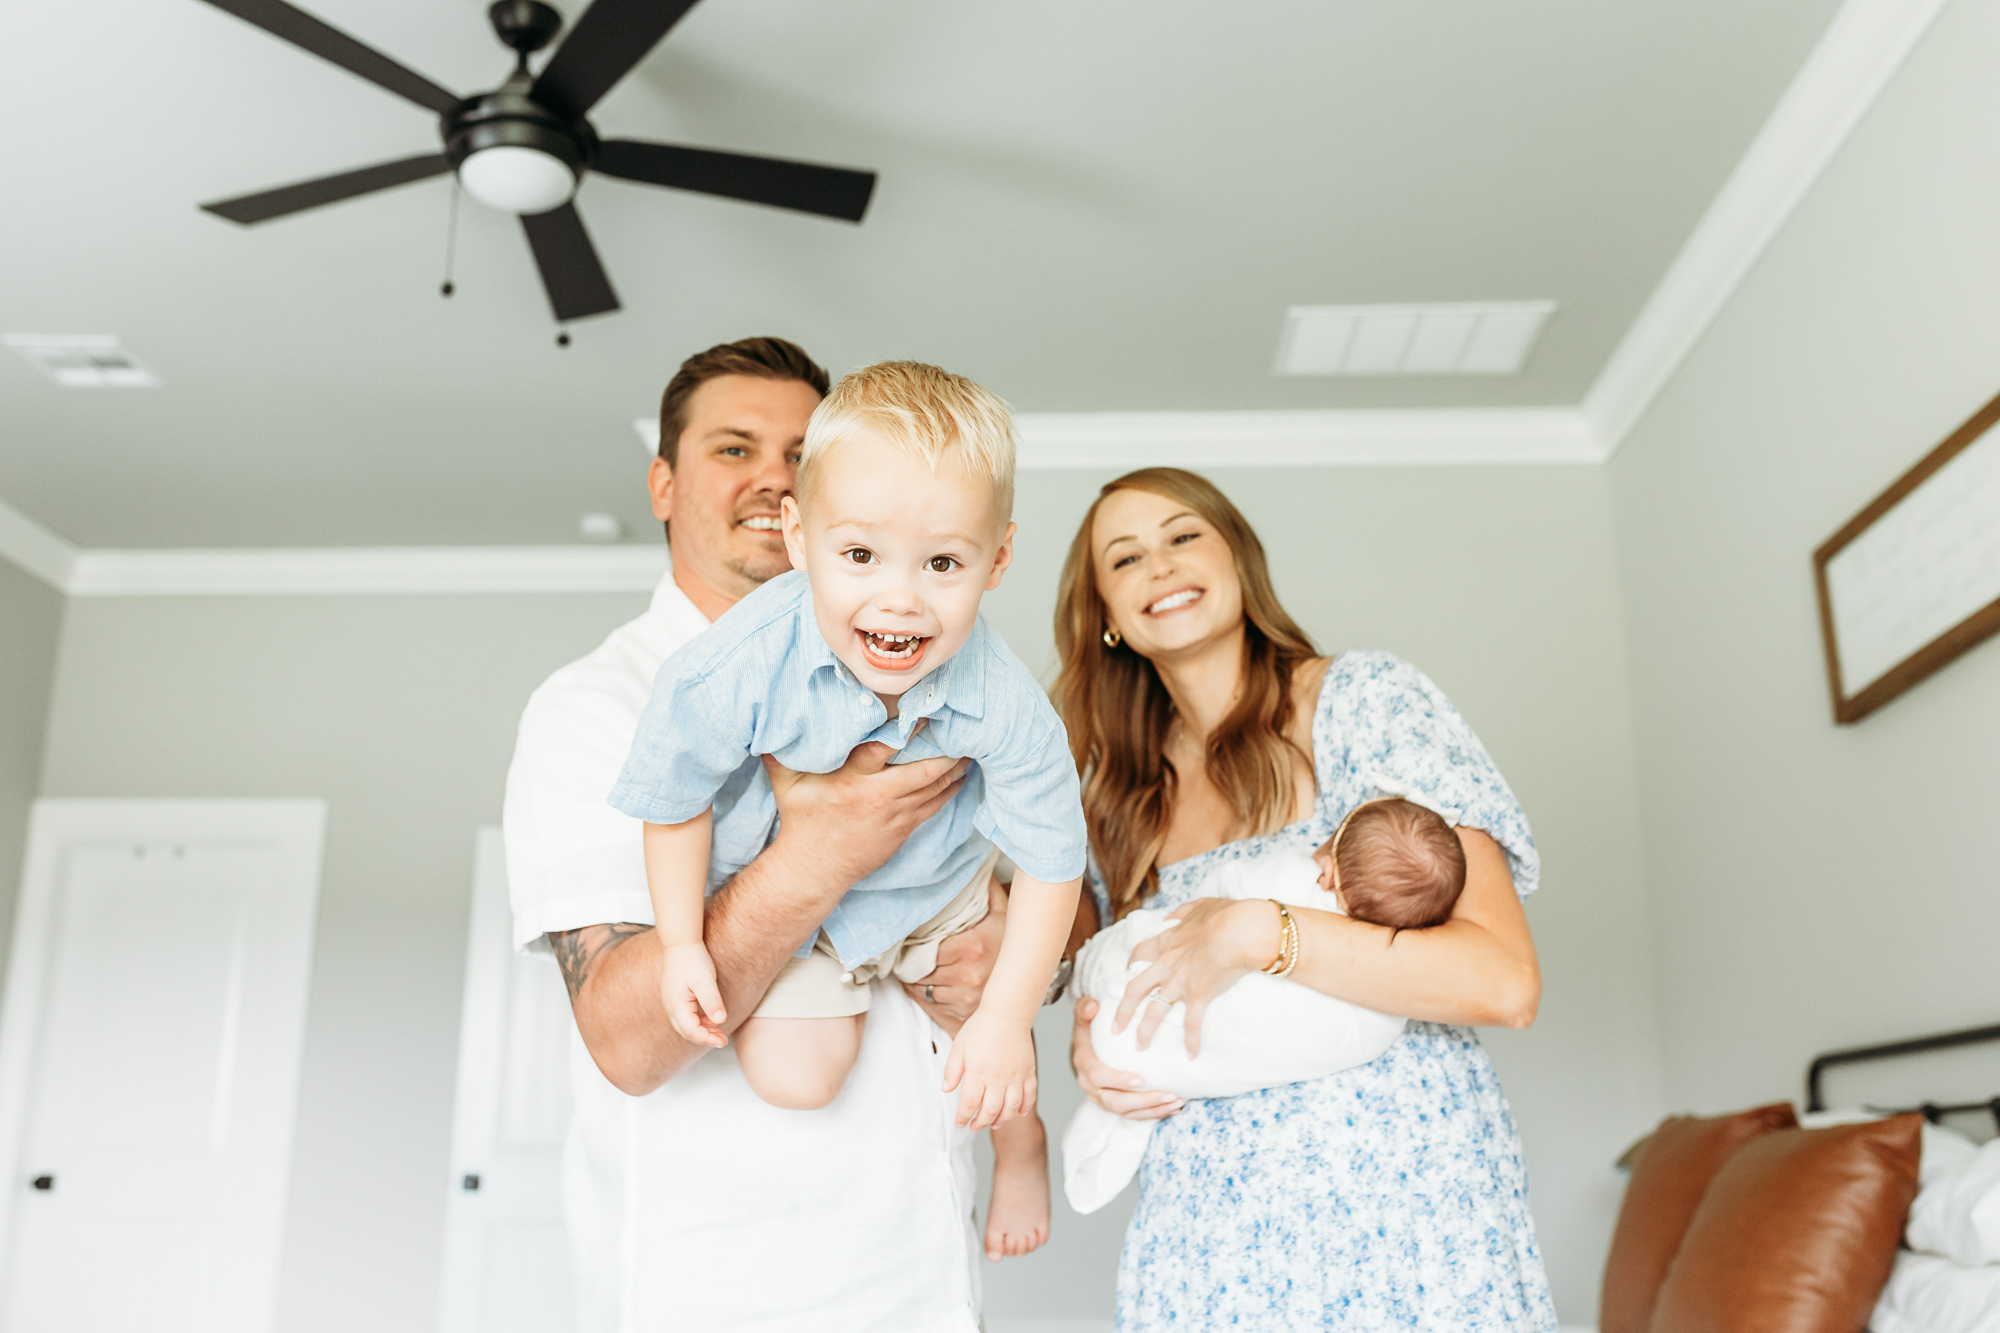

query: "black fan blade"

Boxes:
[201, 153, 452, 224]
[530, 0, 702, 120]
[195, 0, 460, 113]
[595, 140, 875, 222]
[521, 204, 620, 322]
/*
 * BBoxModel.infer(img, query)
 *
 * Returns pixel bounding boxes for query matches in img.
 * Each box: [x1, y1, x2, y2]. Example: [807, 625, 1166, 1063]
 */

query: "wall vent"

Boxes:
[1275, 302, 1555, 377]
[5, 334, 161, 387]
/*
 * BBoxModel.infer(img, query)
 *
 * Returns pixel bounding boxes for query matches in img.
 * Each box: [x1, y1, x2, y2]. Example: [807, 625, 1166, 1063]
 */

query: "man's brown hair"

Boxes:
[656, 337, 830, 466]
[1333, 798, 1467, 932]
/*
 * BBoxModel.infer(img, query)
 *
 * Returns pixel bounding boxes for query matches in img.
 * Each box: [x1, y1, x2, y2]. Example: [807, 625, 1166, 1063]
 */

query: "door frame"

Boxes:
[0, 798, 326, 1315]
[436, 825, 577, 1333]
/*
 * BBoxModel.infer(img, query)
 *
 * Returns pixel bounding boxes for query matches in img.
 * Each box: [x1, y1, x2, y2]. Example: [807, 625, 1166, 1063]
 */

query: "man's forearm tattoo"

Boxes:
[549, 922, 652, 1002]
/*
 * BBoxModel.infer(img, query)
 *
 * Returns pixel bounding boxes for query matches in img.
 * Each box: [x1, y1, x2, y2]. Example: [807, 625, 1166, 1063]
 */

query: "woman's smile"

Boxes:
[1144, 587, 1205, 616]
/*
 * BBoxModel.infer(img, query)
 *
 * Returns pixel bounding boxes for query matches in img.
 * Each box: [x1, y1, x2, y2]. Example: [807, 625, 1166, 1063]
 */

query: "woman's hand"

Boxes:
[1071, 996, 1183, 1120]
[1113, 897, 1279, 1058]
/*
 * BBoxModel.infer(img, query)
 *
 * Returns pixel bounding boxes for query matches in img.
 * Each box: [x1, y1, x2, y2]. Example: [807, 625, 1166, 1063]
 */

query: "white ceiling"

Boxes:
[1, 0, 1842, 547]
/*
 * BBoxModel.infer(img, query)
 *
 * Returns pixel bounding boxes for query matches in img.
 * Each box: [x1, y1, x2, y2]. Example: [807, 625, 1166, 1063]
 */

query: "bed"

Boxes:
[1594, 1020, 2000, 1333]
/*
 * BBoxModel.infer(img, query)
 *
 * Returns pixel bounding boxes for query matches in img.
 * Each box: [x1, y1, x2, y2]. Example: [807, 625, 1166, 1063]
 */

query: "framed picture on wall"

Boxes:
[1813, 389, 2000, 723]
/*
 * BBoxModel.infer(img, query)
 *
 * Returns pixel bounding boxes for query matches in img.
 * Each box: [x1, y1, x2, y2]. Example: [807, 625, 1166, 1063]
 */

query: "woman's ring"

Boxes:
[925, 984, 935, 1004]
[1146, 990, 1171, 1008]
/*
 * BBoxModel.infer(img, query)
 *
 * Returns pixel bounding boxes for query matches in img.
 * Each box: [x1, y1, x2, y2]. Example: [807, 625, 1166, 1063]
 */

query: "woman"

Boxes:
[1057, 468, 1557, 1331]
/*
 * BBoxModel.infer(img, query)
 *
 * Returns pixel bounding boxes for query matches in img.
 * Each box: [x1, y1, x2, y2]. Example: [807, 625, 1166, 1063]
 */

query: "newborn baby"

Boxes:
[1314, 794, 1466, 932]
[1063, 797, 1466, 1213]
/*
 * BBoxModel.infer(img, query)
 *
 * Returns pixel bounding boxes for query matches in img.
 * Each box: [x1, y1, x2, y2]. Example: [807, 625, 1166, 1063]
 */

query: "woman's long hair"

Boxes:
[1053, 468, 1320, 921]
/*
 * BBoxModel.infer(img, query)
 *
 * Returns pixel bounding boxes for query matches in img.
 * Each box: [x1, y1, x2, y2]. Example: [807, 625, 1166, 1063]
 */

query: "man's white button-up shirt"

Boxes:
[503, 571, 981, 1333]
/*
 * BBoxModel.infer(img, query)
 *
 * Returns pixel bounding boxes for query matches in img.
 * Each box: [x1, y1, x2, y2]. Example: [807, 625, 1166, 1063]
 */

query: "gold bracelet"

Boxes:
[1264, 901, 1300, 978]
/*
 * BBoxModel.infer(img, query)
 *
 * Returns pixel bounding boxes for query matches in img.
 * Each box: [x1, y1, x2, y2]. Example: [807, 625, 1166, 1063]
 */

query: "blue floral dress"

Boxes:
[1109, 652, 1558, 1332]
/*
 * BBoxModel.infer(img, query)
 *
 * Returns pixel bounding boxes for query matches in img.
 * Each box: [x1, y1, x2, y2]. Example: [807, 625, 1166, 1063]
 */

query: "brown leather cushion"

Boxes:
[1650, 1114, 1922, 1333]
[1599, 1102, 1799, 1333]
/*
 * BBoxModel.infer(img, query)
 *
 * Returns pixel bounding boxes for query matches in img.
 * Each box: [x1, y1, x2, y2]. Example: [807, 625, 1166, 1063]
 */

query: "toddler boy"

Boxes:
[609, 361, 1085, 1261]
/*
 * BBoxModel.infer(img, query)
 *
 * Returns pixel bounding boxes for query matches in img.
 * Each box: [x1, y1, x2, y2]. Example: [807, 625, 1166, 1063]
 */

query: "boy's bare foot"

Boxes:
[985, 1112, 1051, 1261]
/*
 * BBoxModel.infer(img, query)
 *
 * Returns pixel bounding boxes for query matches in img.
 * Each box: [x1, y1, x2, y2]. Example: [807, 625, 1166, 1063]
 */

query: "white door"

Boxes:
[437, 828, 576, 1333]
[0, 799, 324, 1333]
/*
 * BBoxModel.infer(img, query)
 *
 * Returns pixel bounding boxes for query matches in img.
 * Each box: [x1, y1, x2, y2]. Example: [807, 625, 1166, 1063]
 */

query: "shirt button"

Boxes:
[841, 972, 854, 984]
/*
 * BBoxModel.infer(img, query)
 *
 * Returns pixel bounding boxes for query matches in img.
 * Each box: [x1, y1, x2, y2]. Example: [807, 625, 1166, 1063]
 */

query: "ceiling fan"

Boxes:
[193, 0, 878, 324]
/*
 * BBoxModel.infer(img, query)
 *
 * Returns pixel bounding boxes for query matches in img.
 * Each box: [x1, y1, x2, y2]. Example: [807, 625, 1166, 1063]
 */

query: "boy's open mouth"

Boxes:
[859, 630, 930, 672]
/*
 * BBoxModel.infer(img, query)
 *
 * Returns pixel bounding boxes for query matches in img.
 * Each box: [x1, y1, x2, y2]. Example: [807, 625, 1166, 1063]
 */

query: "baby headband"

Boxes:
[1326, 779, 1458, 899]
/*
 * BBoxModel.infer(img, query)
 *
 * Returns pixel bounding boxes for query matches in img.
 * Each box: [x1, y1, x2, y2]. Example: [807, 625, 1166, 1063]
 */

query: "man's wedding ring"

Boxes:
[925, 984, 935, 1004]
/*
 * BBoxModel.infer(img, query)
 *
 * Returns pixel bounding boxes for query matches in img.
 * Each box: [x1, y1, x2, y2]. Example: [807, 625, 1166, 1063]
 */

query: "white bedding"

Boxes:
[1909, 1136, 2000, 1269]
[1871, 1250, 2000, 1333]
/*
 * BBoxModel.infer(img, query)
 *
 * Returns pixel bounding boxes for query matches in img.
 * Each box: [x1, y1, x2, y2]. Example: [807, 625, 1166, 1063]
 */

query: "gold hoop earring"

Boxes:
[1102, 626, 1122, 648]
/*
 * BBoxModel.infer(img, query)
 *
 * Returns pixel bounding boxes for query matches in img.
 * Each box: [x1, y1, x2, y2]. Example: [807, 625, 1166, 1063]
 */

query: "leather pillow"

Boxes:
[1650, 1114, 1922, 1333]
[1599, 1102, 1800, 1333]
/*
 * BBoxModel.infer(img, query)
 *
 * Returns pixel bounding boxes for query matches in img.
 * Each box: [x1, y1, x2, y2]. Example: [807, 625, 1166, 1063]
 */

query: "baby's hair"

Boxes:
[797, 361, 1016, 519]
[1330, 798, 1466, 932]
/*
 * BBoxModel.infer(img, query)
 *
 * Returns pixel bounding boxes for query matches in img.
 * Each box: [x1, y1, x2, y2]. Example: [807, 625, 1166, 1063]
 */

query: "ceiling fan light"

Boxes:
[458, 145, 577, 215]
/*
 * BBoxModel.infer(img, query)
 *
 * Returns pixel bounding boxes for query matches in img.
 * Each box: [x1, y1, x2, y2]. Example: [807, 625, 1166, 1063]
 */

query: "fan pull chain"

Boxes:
[440, 181, 461, 299]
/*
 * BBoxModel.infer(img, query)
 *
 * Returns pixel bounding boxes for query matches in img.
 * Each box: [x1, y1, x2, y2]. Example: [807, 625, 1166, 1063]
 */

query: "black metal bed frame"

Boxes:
[1806, 1020, 2000, 1126]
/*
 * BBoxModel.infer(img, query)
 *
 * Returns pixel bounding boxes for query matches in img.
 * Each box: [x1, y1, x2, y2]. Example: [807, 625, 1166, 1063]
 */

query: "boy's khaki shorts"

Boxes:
[753, 844, 1002, 1019]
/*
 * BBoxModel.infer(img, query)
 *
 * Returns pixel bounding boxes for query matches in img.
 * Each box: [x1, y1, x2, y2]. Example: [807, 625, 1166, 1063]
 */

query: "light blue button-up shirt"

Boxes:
[609, 570, 1087, 967]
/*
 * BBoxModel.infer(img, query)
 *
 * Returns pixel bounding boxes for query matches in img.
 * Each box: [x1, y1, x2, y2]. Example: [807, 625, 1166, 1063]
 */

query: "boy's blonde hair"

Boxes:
[797, 361, 1016, 519]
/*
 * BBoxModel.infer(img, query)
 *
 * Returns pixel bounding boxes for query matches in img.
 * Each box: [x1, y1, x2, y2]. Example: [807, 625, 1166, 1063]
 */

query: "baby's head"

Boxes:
[782, 361, 1017, 699]
[1311, 798, 1465, 932]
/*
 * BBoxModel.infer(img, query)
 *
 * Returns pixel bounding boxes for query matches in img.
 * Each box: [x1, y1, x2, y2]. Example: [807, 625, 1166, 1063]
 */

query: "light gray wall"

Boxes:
[979, 467, 1659, 1326]
[0, 558, 63, 990]
[37, 591, 646, 1333]
[33, 464, 1653, 1328]
[1608, 0, 2000, 1131]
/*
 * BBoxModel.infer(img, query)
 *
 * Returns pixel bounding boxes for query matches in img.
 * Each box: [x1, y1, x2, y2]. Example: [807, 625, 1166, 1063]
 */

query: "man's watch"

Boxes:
[1042, 956, 1074, 1006]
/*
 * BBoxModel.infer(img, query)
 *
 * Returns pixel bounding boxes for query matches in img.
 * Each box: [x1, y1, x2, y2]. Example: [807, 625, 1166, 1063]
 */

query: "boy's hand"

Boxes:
[941, 1010, 1037, 1131]
[660, 942, 728, 1048]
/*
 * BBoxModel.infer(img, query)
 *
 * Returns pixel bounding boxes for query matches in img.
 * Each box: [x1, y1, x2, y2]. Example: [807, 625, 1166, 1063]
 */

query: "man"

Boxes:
[503, 338, 1013, 1331]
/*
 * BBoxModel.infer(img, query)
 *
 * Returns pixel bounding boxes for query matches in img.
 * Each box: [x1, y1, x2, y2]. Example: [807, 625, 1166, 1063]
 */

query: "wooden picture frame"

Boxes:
[1813, 389, 2000, 724]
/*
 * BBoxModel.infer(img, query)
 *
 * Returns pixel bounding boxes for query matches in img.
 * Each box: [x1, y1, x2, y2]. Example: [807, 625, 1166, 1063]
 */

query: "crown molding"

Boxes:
[636, 407, 1602, 468]
[1015, 407, 1599, 467]
[64, 545, 668, 597]
[0, 498, 78, 591]
[1584, 0, 1946, 455]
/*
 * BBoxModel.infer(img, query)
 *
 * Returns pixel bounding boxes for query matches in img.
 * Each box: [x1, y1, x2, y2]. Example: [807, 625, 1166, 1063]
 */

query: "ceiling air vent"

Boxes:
[5, 334, 161, 387]
[1275, 302, 1555, 377]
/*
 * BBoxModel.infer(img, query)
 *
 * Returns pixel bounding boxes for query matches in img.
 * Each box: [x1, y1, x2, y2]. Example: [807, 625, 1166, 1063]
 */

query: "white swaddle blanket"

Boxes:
[1062, 846, 1408, 1214]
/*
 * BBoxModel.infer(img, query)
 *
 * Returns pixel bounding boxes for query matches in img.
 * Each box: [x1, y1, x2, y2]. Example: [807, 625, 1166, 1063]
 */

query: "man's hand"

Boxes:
[557, 734, 970, 1097]
[905, 876, 1007, 1027]
[907, 880, 1100, 1029]
[763, 728, 969, 887]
